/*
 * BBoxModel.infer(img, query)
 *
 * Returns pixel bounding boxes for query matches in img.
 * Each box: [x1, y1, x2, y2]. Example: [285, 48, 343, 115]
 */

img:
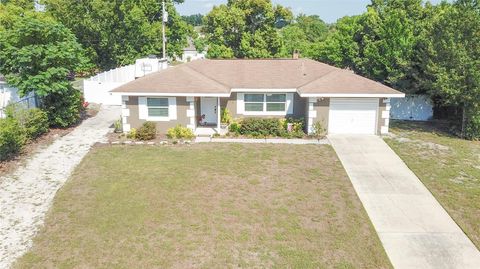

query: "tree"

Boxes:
[182, 13, 203, 26]
[421, 0, 480, 138]
[203, 0, 292, 58]
[0, 5, 87, 127]
[279, 14, 329, 57]
[313, 15, 363, 71]
[43, 0, 191, 70]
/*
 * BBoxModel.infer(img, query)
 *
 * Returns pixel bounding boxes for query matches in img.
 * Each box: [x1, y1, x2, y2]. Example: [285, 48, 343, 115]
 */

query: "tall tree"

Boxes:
[0, 4, 88, 127]
[421, 0, 480, 138]
[280, 14, 329, 57]
[43, 0, 190, 70]
[203, 0, 292, 58]
[182, 13, 204, 26]
[313, 15, 364, 72]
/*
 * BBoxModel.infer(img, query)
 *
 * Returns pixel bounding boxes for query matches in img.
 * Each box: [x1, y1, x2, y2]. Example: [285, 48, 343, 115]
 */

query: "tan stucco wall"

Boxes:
[222, 93, 307, 120]
[126, 96, 190, 133]
[313, 98, 330, 130]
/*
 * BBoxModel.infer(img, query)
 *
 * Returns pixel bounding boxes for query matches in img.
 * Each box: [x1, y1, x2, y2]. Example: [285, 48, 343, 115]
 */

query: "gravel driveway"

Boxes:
[0, 106, 120, 269]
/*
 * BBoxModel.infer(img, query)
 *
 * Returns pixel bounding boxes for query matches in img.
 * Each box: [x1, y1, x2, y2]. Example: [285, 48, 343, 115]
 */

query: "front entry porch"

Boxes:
[191, 96, 227, 137]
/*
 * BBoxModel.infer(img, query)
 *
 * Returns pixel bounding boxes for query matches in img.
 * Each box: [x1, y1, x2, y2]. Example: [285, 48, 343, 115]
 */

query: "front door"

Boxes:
[200, 97, 218, 125]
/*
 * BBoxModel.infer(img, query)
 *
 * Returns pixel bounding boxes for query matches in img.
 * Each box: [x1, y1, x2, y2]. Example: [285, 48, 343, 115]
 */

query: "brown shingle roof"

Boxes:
[111, 59, 403, 96]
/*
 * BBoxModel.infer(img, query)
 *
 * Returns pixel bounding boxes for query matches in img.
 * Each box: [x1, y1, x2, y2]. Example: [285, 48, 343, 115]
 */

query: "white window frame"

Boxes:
[138, 96, 177, 121]
[237, 92, 294, 116]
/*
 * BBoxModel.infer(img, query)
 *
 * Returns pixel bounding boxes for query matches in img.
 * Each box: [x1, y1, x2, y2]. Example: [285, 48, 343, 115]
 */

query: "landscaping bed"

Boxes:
[15, 144, 391, 268]
[384, 120, 480, 248]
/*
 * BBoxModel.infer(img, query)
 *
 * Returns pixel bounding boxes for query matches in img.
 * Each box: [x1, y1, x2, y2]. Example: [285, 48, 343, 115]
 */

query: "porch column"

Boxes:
[186, 97, 196, 131]
[217, 97, 221, 131]
[381, 98, 391, 134]
[307, 97, 317, 134]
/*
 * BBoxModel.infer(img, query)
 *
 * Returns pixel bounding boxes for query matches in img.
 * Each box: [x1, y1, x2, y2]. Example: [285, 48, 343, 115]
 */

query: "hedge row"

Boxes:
[229, 117, 306, 138]
[0, 108, 49, 161]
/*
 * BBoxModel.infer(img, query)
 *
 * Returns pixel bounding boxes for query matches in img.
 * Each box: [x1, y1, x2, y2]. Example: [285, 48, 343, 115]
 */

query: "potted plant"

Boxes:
[220, 108, 232, 129]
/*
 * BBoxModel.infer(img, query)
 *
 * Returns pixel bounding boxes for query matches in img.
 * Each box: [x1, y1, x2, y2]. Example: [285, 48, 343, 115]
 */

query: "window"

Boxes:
[244, 94, 264, 112]
[244, 93, 287, 113]
[147, 98, 169, 117]
[266, 94, 286, 112]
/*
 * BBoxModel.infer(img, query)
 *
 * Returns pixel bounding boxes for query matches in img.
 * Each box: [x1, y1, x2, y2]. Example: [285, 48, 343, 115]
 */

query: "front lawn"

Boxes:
[385, 121, 480, 248]
[16, 144, 391, 268]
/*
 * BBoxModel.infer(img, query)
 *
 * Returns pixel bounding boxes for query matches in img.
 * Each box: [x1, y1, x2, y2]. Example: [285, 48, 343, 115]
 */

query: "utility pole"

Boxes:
[162, 0, 167, 59]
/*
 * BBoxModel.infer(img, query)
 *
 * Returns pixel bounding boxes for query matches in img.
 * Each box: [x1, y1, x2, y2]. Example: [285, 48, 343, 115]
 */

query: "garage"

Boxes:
[328, 98, 379, 134]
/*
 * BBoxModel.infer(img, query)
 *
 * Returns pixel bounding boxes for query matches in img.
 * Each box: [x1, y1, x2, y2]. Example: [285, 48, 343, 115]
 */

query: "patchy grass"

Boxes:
[15, 144, 391, 269]
[385, 121, 480, 248]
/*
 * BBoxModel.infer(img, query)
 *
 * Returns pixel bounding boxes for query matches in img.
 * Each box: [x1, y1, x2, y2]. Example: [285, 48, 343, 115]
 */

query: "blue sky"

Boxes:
[176, 0, 447, 23]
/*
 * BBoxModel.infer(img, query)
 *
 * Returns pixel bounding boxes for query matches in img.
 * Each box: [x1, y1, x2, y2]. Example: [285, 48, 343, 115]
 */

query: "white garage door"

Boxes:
[328, 98, 378, 134]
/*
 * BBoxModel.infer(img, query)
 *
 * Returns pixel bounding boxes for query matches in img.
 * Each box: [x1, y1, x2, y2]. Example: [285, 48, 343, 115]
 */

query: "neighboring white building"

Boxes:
[83, 57, 168, 106]
[0, 75, 37, 118]
[390, 94, 434, 121]
[179, 38, 206, 63]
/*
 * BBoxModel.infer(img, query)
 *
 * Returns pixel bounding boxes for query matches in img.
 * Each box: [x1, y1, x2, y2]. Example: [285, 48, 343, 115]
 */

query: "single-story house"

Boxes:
[111, 59, 405, 135]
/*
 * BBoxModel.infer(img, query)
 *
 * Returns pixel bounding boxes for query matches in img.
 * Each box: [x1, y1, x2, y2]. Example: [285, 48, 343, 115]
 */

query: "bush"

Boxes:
[239, 118, 284, 137]
[41, 87, 84, 128]
[312, 120, 327, 139]
[229, 122, 241, 134]
[221, 108, 233, 124]
[137, 122, 157, 141]
[0, 118, 26, 161]
[167, 125, 195, 140]
[465, 110, 480, 140]
[127, 128, 137, 140]
[11, 108, 49, 140]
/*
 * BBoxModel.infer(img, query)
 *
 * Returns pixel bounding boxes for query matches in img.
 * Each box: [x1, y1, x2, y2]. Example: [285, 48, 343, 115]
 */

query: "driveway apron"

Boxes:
[0, 106, 120, 269]
[329, 135, 480, 269]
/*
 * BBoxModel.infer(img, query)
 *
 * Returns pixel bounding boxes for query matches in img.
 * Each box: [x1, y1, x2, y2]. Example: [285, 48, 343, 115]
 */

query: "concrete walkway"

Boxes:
[329, 135, 480, 269]
[0, 106, 120, 269]
[195, 137, 329, 145]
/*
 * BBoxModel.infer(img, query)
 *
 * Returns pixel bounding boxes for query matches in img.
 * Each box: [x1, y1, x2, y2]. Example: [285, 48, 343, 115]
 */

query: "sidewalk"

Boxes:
[195, 137, 329, 144]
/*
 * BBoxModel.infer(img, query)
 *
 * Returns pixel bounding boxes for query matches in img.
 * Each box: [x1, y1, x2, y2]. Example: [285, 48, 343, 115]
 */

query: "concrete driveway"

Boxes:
[329, 135, 480, 269]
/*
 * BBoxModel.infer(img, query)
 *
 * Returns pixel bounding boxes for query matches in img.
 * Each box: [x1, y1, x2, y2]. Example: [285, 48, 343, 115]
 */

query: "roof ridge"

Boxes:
[297, 68, 339, 90]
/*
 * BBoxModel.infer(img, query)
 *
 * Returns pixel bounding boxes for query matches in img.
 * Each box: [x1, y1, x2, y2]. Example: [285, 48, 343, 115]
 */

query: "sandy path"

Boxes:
[0, 106, 120, 269]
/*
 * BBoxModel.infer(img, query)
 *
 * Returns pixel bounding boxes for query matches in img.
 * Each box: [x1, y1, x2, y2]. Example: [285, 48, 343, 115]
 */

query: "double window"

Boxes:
[244, 94, 287, 112]
[147, 98, 169, 117]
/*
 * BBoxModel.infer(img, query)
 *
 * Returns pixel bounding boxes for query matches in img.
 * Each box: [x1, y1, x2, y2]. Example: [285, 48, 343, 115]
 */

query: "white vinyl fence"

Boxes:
[83, 65, 136, 106]
[83, 57, 168, 106]
[390, 94, 433, 121]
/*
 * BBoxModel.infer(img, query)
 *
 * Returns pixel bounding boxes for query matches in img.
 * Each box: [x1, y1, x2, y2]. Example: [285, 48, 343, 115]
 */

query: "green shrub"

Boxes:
[127, 128, 137, 139]
[221, 108, 233, 124]
[137, 122, 157, 141]
[239, 118, 283, 137]
[0, 118, 26, 161]
[41, 87, 84, 128]
[465, 111, 480, 140]
[167, 125, 195, 140]
[14, 108, 49, 140]
[312, 120, 327, 139]
[229, 122, 241, 134]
